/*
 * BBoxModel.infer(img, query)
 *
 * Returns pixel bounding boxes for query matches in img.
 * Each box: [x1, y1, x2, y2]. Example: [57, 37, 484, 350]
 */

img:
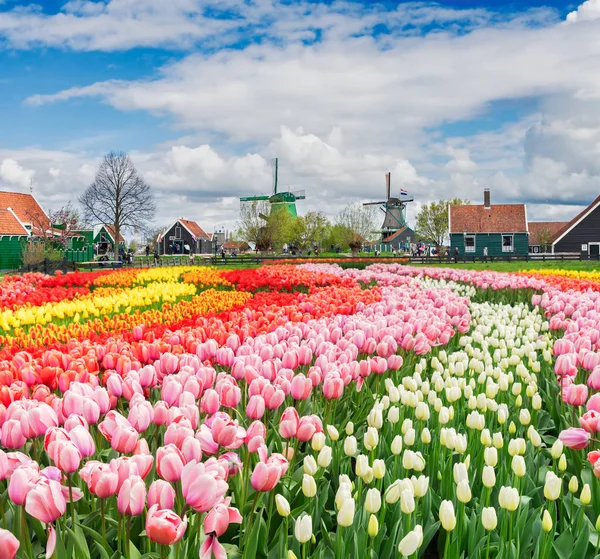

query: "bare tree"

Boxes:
[335, 203, 379, 254]
[25, 202, 85, 250]
[79, 152, 156, 249]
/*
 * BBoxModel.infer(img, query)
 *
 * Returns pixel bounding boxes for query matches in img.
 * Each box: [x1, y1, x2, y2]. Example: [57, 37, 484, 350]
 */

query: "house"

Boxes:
[0, 191, 52, 269]
[528, 221, 568, 254]
[93, 225, 126, 256]
[449, 189, 529, 257]
[549, 194, 600, 256]
[222, 241, 250, 254]
[157, 219, 213, 255]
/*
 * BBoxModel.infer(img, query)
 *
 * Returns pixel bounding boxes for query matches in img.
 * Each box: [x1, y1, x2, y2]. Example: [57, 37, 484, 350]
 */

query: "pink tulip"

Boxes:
[201, 389, 220, 415]
[559, 427, 591, 450]
[148, 480, 176, 510]
[157, 445, 186, 482]
[580, 410, 600, 433]
[210, 415, 244, 449]
[588, 366, 600, 390]
[246, 395, 266, 420]
[290, 374, 312, 400]
[132, 441, 154, 479]
[8, 464, 40, 505]
[48, 440, 82, 473]
[110, 457, 140, 491]
[128, 401, 154, 433]
[216, 347, 234, 367]
[323, 374, 343, 400]
[555, 354, 577, 377]
[282, 350, 299, 370]
[387, 354, 403, 370]
[220, 383, 241, 409]
[161, 378, 183, 407]
[565, 384, 588, 407]
[279, 407, 299, 439]
[181, 460, 228, 513]
[0, 528, 19, 558]
[204, 500, 243, 536]
[164, 417, 194, 448]
[83, 462, 119, 498]
[68, 425, 96, 458]
[1, 420, 25, 449]
[117, 475, 146, 516]
[587, 393, 600, 412]
[153, 401, 169, 426]
[181, 436, 203, 464]
[218, 452, 243, 477]
[28, 403, 59, 437]
[146, 504, 187, 545]
[251, 451, 289, 492]
[297, 415, 323, 442]
[25, 478, 66, 523]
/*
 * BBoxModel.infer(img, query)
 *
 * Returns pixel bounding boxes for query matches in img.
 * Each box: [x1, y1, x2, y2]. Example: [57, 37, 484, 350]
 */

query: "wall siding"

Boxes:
[0, 237, 25, 271]
[554, 204, 600, 253]
[450, 233, 529, 257]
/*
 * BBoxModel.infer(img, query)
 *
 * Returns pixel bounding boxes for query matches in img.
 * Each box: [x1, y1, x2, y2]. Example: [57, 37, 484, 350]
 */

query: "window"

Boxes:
[464, 235, 475, 253]
[175, 226, 182, 239]
[502, 235, 514, 252]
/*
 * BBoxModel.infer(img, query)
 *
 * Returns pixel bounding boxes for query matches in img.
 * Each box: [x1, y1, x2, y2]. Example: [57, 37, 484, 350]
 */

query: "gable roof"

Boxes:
[223, 241, 249, 250]
[551, 194, 600, 245]
[97, 225, 126, 243]
[0, 191, 50, 233]
[449, 204, 528, 233]
[0, 208, 29, 236]
[180, 219, 210, 240]
[528, 221, 568, 246]
[382, 226, 413, 243]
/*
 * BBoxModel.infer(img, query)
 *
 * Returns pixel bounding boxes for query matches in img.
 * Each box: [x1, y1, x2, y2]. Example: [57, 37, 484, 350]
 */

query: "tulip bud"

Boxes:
[364, 428, 379, 451]
[365, 488, 382, 514]
[302, 475, 317, 498]
[568, 476, 579, 494]
[480, 429, 492, 447]
[385, 481, 402, 504]
[337, 498, 355, 527]
[276, 494, 290, 517]
[398, 525, 423, 557]
[345, 422, 354, 436]
[304, 456, 318, 476]
[482, 507, 497, 531]
[404, 429, 416, 447]
[355, 455, 369, 478]
[368, 514, 379, 538]
[288, 552, 298, 559]
[509, 422, 516, 434]
[294, 514, 312, 543]
[456, 480, 471, 504]
[400, 489, 416, 514]
[391, 435, 403, 455]
[558, 454, 567, 472]
[311, 432, 325, 452]
[542, 510, 552, 533]
[317, 446, 332, 469]
[372, 459, 386, 480]
[550, 439, 563, 459]
[411, 475, 429, 498]
[439, 500, 456, 531]
[344, 436, 357, 457]
[482, 465, 496, 489]
[484, 447, 498, 467]
[543, 472, 561, 501]
[326, 425, 339, 441]
[388, 407, 400, 424]
[581, 484, 591, 505]
[596, 515, 600, 532]
[532, 394, 542, 410]
[421, 428, 431, 445]
[511, 455, 526, 478]
[492, 433, 503, 449]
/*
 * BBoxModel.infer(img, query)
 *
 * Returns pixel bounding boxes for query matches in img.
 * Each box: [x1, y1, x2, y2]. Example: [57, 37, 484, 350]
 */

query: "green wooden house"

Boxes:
[449, 189, 529, 258]
[93, 225, 126, 255]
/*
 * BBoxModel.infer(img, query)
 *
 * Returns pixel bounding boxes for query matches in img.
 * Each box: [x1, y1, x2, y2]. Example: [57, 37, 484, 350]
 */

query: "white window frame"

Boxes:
[175, 226, 182, 239]
[502, 234, 514, 253]
[464, 234, 476, 253]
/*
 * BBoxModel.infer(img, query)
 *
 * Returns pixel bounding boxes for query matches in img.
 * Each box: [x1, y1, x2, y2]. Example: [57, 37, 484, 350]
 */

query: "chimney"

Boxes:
[386, 172, 391, 200]
[483, 188, 491, 209]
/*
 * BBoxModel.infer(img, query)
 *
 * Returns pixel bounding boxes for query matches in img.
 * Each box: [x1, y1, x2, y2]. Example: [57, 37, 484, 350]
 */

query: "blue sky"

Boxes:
[0, 0, 599, 230]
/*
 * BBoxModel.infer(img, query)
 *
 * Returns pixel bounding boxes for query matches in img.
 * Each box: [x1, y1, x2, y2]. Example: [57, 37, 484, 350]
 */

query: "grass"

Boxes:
[413, 260, 600, 272]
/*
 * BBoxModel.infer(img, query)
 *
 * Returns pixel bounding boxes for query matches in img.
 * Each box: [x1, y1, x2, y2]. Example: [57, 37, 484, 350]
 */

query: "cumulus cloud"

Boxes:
[567, 0, 600, 22]
[0, 159, 35, 189]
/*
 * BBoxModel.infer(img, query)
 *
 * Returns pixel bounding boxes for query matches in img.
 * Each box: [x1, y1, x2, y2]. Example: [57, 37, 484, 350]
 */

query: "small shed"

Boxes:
[222, 241, 249, 254]
[549, 195, 600, 256]
[157, 219, 213, 255]
[449, 189, 529, 257]
[528, 222, 567, 254]
[93, 225, 126, 255]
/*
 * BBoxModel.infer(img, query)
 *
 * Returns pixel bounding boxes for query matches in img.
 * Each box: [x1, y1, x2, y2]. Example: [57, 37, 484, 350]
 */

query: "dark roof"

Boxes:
[0, 208, 29, 235]
[528, 221, 568, 245]
[450, 204, 527, 233]
[551, 194, 600, 244]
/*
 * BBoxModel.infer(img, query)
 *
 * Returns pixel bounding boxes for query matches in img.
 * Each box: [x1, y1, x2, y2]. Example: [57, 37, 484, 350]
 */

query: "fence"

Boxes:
[409, 253, 588, 265]
[19, 259, 79, 274]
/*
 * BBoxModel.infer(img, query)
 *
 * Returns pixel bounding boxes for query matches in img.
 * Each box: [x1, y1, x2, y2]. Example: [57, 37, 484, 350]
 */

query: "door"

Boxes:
[589, 243, 600, 259]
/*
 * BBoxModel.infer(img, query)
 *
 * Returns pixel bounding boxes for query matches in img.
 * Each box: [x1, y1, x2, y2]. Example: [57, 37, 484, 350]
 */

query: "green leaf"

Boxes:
[244, 512, 264, 559]
[551, 529, 574, 559]
[95, 541, 111, 559]
[572, 522, 590, 558]
[66, 525, 91, 559]
[78, 522, 113, 555]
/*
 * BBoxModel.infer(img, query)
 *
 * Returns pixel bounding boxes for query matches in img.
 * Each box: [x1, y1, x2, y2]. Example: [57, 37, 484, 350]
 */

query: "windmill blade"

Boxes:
[292, 189, 306, 199]
[386, 172, 391, 200]
[271, 158, 278, 195]
[363, 201, 386, 206]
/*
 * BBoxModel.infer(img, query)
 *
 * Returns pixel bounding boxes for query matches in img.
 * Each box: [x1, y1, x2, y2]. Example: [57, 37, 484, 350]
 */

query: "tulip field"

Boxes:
[2, 263, 600, 558]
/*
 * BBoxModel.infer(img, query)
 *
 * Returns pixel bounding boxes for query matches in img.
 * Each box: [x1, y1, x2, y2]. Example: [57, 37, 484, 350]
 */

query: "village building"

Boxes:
[547, 195, 600, 257]
[157, 219, 213, 255]
[527, 221, 568, 254]
[449, 189, 529, 257]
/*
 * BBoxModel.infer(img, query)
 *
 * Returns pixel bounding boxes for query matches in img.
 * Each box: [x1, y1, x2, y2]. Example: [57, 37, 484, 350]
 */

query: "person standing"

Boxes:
[454, 247, 459, 263]
[145, 245, 150, 257]
[153, 247, 159, 266]
[483, 246, 488, 262]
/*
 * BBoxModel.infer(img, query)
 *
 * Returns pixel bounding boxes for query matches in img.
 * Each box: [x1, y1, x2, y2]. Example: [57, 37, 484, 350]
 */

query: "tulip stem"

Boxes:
[67, 473, 75, 528]
[100, 499, 106, 541]
[0, 490, 5, 529]
[485, 531, 491, 559]
[443, 531, 450, 559]
[125, 515, 131, 559]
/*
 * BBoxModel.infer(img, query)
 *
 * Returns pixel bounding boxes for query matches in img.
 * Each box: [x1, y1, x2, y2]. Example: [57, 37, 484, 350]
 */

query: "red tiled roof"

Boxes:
[223, 241, 248, 250]
[528, 221, 568, 246]
[0, 191, 50, 233]
[551, 194, 600, 244]
[103, 225, 126, 243]
[0, 209, 29, 235]
[450, 204, 527, 233]
[180, 219, 210, 240]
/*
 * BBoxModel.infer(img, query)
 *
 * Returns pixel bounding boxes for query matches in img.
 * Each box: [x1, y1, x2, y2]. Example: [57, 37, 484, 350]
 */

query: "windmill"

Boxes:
[364, 172, 414, 239]
[240, 158, 306, 218]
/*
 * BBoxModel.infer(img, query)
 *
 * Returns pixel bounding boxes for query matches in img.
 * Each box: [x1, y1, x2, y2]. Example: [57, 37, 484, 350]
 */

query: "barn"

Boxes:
[528, 222, 567, 254]
[157, 219, 213, 255]
[449, 189, 529, 258]
[550, 195, 600, 256]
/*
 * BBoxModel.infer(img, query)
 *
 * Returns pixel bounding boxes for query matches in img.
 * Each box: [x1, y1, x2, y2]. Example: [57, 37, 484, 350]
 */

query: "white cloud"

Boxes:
[567, 0, 600, 22]
[0, 159, 35, 189]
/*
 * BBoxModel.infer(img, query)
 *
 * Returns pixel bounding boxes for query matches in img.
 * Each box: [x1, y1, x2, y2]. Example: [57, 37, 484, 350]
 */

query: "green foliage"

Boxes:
[334, 203, 379, 253]
[287, 212, 330, 251]
[415, 198, 469, 252]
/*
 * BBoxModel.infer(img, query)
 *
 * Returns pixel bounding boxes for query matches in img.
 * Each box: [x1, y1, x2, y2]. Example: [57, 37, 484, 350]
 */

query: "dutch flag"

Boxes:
[400, 189, 408, 195]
